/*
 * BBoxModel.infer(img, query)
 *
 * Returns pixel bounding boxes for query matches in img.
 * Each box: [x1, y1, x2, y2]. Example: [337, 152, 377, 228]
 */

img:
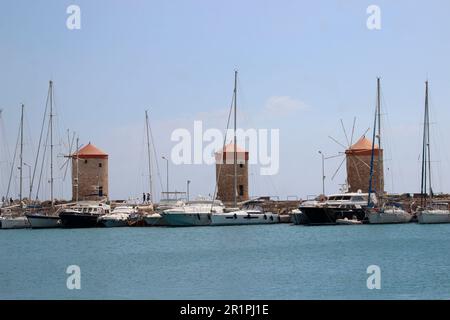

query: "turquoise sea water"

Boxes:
[1, 224, 450, 299]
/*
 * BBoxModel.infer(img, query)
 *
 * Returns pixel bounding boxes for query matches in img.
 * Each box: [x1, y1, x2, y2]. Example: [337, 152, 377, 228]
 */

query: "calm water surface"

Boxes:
[1, 224, 450, 299]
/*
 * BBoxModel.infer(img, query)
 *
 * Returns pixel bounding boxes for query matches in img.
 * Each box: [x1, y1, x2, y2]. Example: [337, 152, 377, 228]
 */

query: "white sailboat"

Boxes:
[26, 81, 61, 228]
[417, 81, 450, 224]
[1, 104, 31, 229]
[366, 78, 412, 224]
[210, 71, 279, 226]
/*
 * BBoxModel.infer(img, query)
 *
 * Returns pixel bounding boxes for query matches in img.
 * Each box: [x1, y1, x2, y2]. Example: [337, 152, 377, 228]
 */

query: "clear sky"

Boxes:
[1, 0, 450, 201]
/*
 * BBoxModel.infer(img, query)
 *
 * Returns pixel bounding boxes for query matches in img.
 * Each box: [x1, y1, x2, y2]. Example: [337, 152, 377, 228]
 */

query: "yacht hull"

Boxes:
[291, 210, 309, 225]
[143, 214, 168, 226]
[163, 213, 211, 226]
[210, 212, 278, 226]
[367, 211, 412, 224]
[418, 211, 450, 224]
[26, 214, 60, 229]
[0, 216, 30, 229]
[301, 206, 366, 225]
[59, 212, 102, 228]
[99, 219, 129, 227]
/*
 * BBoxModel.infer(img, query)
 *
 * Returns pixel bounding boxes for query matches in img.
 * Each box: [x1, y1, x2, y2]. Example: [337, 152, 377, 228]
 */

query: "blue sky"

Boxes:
[1, 0, 450, 201]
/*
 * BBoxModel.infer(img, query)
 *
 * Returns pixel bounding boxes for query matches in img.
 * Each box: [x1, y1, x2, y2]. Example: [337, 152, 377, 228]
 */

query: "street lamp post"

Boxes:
[318, 151, 325, 195]
[162, 156, 169, 196]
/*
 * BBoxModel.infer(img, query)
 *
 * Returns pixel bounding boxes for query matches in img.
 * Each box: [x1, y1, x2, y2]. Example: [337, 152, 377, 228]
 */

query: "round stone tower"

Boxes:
[345, 136, 383, 194]
[215, 143, 249, 205]
[72, 143, 109, 201]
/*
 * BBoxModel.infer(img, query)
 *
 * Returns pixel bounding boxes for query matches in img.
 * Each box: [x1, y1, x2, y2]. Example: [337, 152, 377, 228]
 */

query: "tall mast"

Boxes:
[75, 136, 79, 203]
[425, 81, 432, 200]
[49, 81, 54, 205]
[233, 70, 238, 208]
[145, 110, 153, 203]
[367, 79, 379, 207]
[376, 77, 382, 196]
[19, 103, 24, 202]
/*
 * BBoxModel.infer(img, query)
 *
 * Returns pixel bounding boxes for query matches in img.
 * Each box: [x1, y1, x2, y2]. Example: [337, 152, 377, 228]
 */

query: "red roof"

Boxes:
[215, 143, 249, 163]
[217, 143, 247, 154]
[346, 136, 380, 156]
[75, 143, 108, 159]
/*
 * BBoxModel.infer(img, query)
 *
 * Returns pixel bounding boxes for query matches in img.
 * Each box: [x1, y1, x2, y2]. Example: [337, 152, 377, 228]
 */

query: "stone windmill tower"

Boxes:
[328, 118, 384, 195]
[345, 136, 384, 194]
[72, 143, 109, 201]
[215, 143, 249, 205]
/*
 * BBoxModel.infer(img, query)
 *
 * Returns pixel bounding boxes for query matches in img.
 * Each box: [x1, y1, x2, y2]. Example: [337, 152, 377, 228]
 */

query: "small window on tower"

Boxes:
[239, 164, 244, 168]
[84, 159, 88, 164]
[239, 185, 244, 196]
[99, 163, 102, 168]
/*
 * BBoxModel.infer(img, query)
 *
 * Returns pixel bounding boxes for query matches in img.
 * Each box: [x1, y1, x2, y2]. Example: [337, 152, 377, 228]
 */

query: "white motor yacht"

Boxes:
[98, 206, 137, 227]
[161, 199, 224, 227]
[211, 202, 279, 226]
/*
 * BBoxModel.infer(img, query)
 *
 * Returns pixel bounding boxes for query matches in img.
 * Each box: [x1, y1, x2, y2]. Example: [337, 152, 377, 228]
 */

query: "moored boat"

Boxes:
[367, 204, 412, 224]
[336, 217, 362, 225]
[98, 206, 137, 227]
[211, 201, 279, 226]
[0, 215, 30, 229]
[59, 202, 111, 228]
[415, 82, 450, 225]
[300, 192, 374, 225]
[162, 199, 224, 227]
[26, 213, 60, 229]
[418, 203, 450, 224]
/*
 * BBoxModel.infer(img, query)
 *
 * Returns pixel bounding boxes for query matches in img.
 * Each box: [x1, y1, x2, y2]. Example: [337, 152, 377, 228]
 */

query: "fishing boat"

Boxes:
[98, 206, 137, 227]
[162, 199, 224, 227]
[366, 78, 413, 224]
[59, 202, 111, 228]
[416, 81, 450, 224]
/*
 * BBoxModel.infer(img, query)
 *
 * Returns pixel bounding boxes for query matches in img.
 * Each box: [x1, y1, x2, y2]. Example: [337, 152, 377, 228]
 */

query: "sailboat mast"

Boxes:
[376, 77, 382, 196]
[75, 137, 80, 202]
[49, 81, 54, 205]
[421, 82, 427, 205]
[425, 81, 432, 198]
[367, 79, 379, 207]
[145, 110, 153, 203]
[233, 70, 238, 208]
[19, 103, 24, 202]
